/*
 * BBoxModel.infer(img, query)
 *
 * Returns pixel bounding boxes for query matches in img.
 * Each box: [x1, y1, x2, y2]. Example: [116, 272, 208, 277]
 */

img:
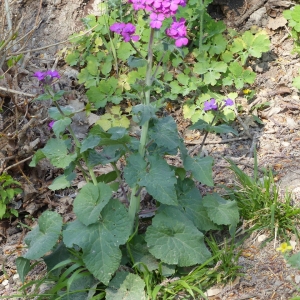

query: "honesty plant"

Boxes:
[17, 1, 240, 298]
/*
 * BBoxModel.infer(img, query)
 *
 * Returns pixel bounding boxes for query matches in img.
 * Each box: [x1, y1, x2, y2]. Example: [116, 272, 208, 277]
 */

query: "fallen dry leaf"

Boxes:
[267, 16, 287, 30]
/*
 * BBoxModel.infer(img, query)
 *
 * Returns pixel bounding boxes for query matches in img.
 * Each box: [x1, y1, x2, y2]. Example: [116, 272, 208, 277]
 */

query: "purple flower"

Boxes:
[110, 22, 140, 42]
[150, 12, 165, 29]
[33, 70, 60, 83]
[46, 70, 60, 79]
[204, 99, 218, 111]
[33, 71, 46, 81]
[48, 120, 55, 129]
[110, 22, 125, 34]
[224, 98, 234, 106]
[166, 18, 188, 47]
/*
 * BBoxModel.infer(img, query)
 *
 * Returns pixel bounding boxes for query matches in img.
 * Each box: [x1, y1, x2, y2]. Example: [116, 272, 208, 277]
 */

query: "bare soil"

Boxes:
[1, 0, 300, 299]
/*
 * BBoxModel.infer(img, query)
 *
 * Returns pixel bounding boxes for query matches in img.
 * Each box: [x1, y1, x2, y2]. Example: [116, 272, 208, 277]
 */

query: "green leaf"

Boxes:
[288, 252, 300, 269]
[29, 149, 46, 167]
[209, 34, 227, 55]
[177, 179, 219, 232]
[43, 242, 71, 275]
[80, 135, 101, 153]
[124, 153, 147, 187]
[52, 90, 66, 102]
[189, 119, 210, 131]
[106, 271, 146, 300]
[24, 211, 63, 260]
[145, 205, 211, 266]
[183, 156, 214, 186]
[130, 236, 159, 272]
[73, 182, 112, 226]
[52, 117, 72, 137]
[140, 155, 178, 206]
[35, 93, 52, 101]
[16, 257, 30, 283]
[0, 202, 6, 218]
[65, 51, 80, 66]
[203, 193, 239, 227]
[117, 42, 135, 61]
[243, 30, 270, 58]
[48, 106, 75, 120]
[149, 116, 181, 151]
[63, 199, 131, 285]
[127, 56, 147, 68]
[132, 104, 157, 125]
[293, 76, 300, 89]
[86, 55, 99, 76]
[48, 172, 76, 191]
[97, 171, 118, 183]
[211, 124, 238, 135]
[42, 139, 76, 168]
[194, 60, 227, 86]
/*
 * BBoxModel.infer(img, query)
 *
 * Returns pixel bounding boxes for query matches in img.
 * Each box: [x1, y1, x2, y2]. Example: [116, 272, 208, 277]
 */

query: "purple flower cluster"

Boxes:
[110, 0, 188, 47]
[33, 70, 60, 81]
[110, 23, 140, 42]
[129, 0, 186, 24]
[166, 18, 188, 47]
[204, 98, 234, 112]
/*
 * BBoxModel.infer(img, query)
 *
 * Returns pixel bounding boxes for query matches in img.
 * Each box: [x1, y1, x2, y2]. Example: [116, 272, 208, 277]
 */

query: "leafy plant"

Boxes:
[63, 0, 270, 125]
[226, 153, 300, 239]
[16, 1, 241, 297]
[0, 173, 22, 219]
[283, 5, 300, 54]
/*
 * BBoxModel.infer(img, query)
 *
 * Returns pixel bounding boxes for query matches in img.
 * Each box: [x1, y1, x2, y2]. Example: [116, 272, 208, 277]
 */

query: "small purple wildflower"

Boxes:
[110, 22, 125, 34]
[110, 22, 140, 42]
[48, 120, 55, 129]
[204, 98, 218, 111]
[33, 70, 60, 84]
[45, 70, 60, 79]
[33, 71, 46, 81]
[224, 98, 234, 106]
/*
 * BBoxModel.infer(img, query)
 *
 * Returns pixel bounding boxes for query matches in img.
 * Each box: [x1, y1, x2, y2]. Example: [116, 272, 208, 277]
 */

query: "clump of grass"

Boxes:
[226, 151, 300, 240]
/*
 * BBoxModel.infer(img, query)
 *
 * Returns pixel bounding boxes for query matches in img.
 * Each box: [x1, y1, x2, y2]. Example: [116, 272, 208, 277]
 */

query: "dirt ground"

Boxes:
[1, 0, 300, 299]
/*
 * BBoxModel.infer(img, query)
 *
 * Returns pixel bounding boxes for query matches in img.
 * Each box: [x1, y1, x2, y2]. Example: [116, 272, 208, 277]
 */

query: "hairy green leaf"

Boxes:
[149, 116, 181, 151]
[74, 182, 112, 226]
[177, 179, 219, 232]
[203, 193, 239, 227]
[106, 271, 146, 300]
[124, 153, 147, 187]
[183, 156, 214, 186]
[132, 104, 157, 125]
[24, 211, 63, 260]
[63, 199, 131, 285]
[42, 139, 76, 168]
[140, 155, 177, 205]
[145, 205, 211, 266]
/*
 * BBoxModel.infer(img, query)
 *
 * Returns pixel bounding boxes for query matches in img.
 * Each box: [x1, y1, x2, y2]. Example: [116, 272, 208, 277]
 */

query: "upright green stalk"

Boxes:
[128, 28, 155, 227]
[198, 0, 204, 51]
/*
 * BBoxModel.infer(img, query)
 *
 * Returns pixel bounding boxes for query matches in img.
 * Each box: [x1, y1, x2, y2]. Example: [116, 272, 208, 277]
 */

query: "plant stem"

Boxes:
[128, 28, 155, 226]
[53, 101, 80, 148]
[198, 113, 218, 154]
[199, 0, 204, 51]
[111, 162, 129, 204]
[129, 41, 144, 58]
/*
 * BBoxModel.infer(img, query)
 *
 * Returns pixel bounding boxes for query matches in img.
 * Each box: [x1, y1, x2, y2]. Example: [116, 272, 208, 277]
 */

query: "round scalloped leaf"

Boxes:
[145, 205, 211, 266]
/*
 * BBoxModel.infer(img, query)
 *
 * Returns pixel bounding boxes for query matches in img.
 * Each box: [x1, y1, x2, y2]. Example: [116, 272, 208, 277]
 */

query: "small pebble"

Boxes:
[281, 141, 290, 147]
[2, 280, 9, 286]
[13, 274, 19, 280]
[295, 275, 300, 284]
